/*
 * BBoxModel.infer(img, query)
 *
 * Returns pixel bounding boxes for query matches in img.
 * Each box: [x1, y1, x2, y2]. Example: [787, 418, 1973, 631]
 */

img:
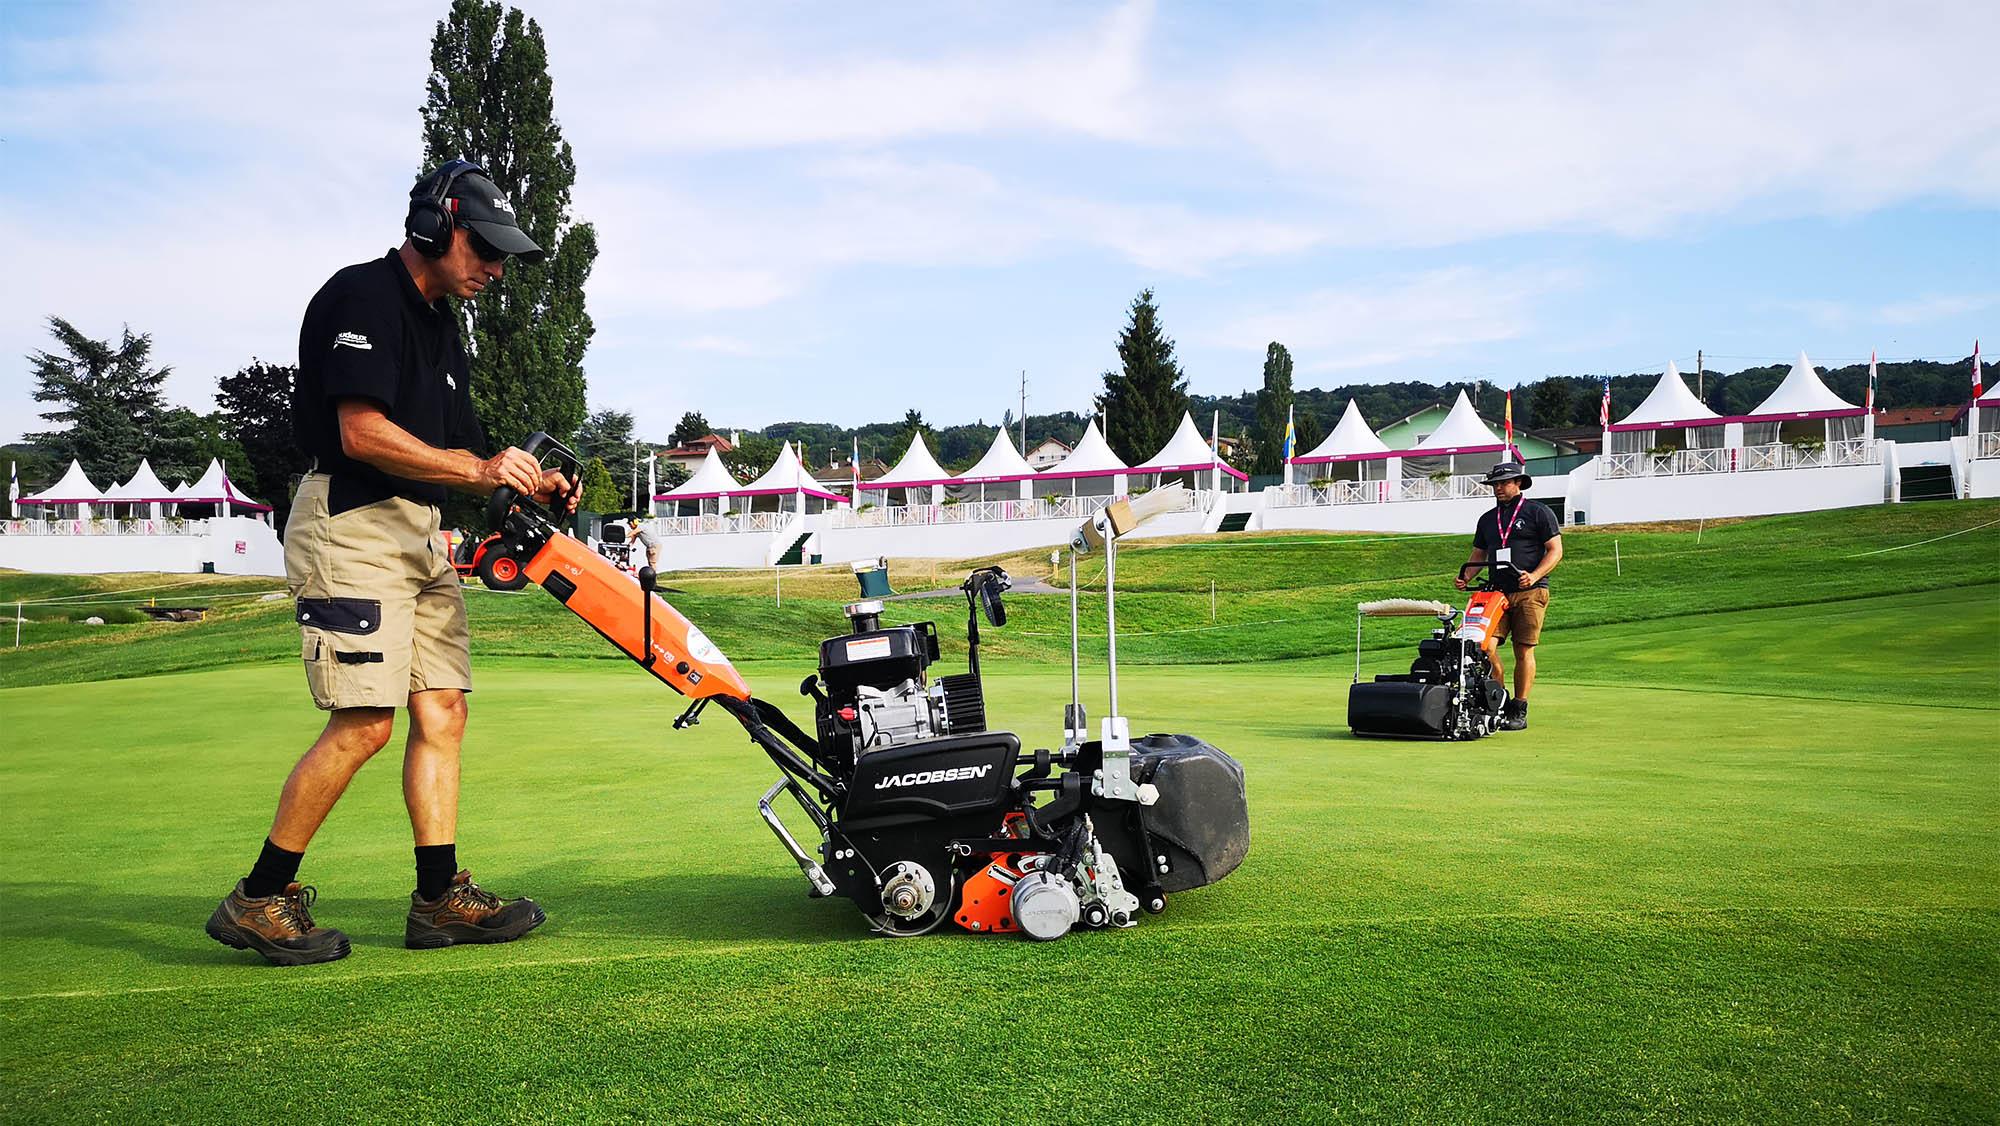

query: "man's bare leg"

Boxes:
[1513, 642, 1537, 701]
[268, 708, 398, 851]
[399, 687, 547, 945]
[403, 689, 466, 847]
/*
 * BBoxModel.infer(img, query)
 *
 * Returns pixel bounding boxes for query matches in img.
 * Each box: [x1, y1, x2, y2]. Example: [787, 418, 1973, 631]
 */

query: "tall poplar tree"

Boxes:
[1252, 342, 1294, 475]
[421, 0, 596, 454]
[1095, 289, 1189, 465]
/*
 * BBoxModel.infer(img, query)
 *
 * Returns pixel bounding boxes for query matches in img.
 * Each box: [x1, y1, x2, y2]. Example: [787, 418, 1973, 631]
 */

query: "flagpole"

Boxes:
[1211, 409, 1223, 494]
[1970, 342, 1983, 498]
[1282, 403, 1295, 487]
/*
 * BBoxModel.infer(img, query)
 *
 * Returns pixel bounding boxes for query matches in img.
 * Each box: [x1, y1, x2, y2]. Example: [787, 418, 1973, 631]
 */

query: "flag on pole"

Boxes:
[646, 447, 656, 511]
[7, 461, 16, 519]
[1504, 390, 1515, 455]
[851, 436, 861, 500]
[1975, 340, 1984, 399]
[1599, 379, 1612, 428]
[1866, 350, 1877, 413]
[1282, 404, 1295, 461]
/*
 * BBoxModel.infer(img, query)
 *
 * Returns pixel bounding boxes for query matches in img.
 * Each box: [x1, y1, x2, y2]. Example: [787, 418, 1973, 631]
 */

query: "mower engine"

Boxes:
[756, 563, 1249, 940]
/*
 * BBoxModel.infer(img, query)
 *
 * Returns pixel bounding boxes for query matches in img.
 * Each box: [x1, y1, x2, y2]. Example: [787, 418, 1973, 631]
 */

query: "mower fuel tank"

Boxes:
[1347, 678, 1451, 739]
[1091, 734, 1250, 894]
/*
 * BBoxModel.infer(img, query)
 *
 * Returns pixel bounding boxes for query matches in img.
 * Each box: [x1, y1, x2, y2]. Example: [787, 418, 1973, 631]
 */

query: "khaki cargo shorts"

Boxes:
[284, 474, 472, 711]
[1494, 586, 1549, 648]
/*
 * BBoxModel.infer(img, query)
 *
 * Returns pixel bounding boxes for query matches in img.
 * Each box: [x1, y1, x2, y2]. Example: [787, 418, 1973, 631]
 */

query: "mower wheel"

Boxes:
[478, 548, 530, 592]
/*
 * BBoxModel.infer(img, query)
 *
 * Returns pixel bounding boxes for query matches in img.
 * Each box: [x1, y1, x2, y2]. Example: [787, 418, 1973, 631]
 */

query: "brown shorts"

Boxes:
[284, 474, 472, 710]
[1493, 586, 1549, 648]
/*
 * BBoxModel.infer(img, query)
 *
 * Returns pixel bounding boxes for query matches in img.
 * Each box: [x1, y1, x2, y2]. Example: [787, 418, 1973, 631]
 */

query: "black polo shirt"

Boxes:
[293, 250, 487, 515]
[1472, 498, 1561, 589]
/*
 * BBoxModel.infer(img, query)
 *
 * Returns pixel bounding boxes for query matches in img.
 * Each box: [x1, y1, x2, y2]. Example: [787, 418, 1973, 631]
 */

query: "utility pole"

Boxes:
[1019, 370, 1028, 453]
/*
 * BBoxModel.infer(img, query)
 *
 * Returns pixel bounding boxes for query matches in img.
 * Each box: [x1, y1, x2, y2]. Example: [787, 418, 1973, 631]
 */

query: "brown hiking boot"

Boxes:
[406, 870, 546, 949]
[206, 881, 351, 966]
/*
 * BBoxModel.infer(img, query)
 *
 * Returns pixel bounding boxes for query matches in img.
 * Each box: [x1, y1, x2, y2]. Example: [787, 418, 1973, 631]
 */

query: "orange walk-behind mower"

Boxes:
[1346, 562, 1511, 740]
[488, 434, 1249, 939]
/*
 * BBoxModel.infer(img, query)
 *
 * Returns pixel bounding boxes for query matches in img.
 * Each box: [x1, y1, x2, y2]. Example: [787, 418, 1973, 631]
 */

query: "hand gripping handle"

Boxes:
[485, 431, 584, 533]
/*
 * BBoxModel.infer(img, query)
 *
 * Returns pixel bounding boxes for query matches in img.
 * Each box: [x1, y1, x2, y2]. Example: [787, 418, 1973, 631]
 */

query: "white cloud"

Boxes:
[1204, 266, 1581, 371]
[1208, 0, 2000, 243]
[1875, 293, 2000, 326]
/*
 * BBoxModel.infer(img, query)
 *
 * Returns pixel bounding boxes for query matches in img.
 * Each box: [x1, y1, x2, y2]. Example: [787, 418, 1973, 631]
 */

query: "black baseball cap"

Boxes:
[447, 170, 545, 263]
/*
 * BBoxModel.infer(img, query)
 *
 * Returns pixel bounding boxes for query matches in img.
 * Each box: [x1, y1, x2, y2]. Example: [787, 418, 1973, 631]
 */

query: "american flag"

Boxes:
[1599, 379, 1611, 428]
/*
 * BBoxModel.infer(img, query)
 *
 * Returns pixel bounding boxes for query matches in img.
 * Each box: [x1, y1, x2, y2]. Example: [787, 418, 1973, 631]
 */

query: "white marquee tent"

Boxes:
[181, 458, 272, 515]
[949, 428, 1040, 503]
[19, 460, 104, 517]
[1033, 419, 1128, 498]
[1129, 412, 1248, 493]
[734, 442, 848, 513]
[1606, 362, 1724, 455]
[1398, 391, 1512, 481]
[98, 458, 180, 519]
[860, 433, 955, 506]
[653, 446, 742, 515]
[1290, 400, 1394, 483]
[1741, 351, 1866, 448]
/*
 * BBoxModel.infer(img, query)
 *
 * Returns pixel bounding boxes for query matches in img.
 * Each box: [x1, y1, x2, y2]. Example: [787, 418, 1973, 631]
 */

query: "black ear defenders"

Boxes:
[406, 159, 487, 259]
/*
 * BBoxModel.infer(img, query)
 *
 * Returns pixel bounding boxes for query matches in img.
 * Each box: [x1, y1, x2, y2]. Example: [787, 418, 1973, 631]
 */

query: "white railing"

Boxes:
[1977, 431, 2000, 459]
[1601, 440, 1879, 479]
[1601, 446, 1731, 479]
[1268, 475, 1484, 508]
[647, 510, 797, 537]
[825, 493, 1156, 530]
[1, 518, 211, 537]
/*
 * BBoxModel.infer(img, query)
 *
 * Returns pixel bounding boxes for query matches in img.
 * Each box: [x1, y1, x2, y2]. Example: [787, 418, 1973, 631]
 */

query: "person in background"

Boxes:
[1456, 461, 1563, 731]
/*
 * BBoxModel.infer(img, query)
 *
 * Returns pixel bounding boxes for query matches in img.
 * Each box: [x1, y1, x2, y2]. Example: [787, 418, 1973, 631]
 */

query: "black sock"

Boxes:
[415, 844, 458, 900]
[244, 838, 304, 898]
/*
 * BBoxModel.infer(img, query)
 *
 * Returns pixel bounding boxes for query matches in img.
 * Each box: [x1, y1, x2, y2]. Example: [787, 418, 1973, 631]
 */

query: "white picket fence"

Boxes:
[1600, 439, 1879, 479]
[649, 510, 797, 536]
[1, 518, 213, 537]
[1977, 431, 2000, 459]
[1267, 474, 1487, 508]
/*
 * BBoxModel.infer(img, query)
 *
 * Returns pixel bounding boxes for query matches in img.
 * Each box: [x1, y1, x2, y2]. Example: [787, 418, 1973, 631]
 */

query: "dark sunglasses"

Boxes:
[465, 227, 509, 263]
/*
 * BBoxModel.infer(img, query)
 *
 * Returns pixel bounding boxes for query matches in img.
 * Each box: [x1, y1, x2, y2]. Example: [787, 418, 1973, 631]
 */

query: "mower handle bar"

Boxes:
[485, 430, 584, 534]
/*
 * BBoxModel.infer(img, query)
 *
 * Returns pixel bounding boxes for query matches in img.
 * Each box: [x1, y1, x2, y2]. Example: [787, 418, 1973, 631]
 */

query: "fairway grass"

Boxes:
[2, 503, 1996, 1121]
[3, 601, 1996, 1120]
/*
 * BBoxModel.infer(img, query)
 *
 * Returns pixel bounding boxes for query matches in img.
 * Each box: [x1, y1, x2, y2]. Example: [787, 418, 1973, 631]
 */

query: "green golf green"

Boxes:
[1, 503, 1996, 1121]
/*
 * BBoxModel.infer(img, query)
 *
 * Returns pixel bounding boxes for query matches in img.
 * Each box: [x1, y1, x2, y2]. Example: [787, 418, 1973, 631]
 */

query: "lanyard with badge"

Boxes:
[1492, 500, 1525, 569]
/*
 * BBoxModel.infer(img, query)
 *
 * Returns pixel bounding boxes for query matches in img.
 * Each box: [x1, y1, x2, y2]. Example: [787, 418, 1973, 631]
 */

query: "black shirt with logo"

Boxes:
[293, 250, 487, 515]
[1471, 498, 1562, 589]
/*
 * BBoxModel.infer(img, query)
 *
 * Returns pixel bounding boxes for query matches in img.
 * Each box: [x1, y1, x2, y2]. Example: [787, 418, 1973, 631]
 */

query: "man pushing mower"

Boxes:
[1456, 462, 1563, 731]
[206, 160, 575, 965]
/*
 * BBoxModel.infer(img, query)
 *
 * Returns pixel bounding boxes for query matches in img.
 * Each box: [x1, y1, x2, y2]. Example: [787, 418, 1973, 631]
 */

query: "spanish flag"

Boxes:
[1504, 389, 1515, 454]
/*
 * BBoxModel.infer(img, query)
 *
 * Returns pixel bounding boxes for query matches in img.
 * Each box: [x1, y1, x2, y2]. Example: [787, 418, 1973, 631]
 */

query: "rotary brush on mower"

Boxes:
[1346, 561, 1512, 740]
[488, 433, 1249, 940]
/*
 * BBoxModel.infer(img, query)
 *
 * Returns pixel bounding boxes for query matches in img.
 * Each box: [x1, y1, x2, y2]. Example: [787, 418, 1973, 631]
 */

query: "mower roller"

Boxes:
[488, 433, 1249, 940]
[1346, 561, 1512, 740]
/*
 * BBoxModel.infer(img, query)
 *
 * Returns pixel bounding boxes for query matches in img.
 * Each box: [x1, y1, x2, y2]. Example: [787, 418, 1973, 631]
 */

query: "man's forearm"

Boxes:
[340, 410, 485, 493]
[1529, 539, 1564, 581]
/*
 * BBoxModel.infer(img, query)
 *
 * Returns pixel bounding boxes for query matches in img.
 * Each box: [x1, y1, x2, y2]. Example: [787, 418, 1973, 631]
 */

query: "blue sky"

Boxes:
[2, 0, 1995, 446]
